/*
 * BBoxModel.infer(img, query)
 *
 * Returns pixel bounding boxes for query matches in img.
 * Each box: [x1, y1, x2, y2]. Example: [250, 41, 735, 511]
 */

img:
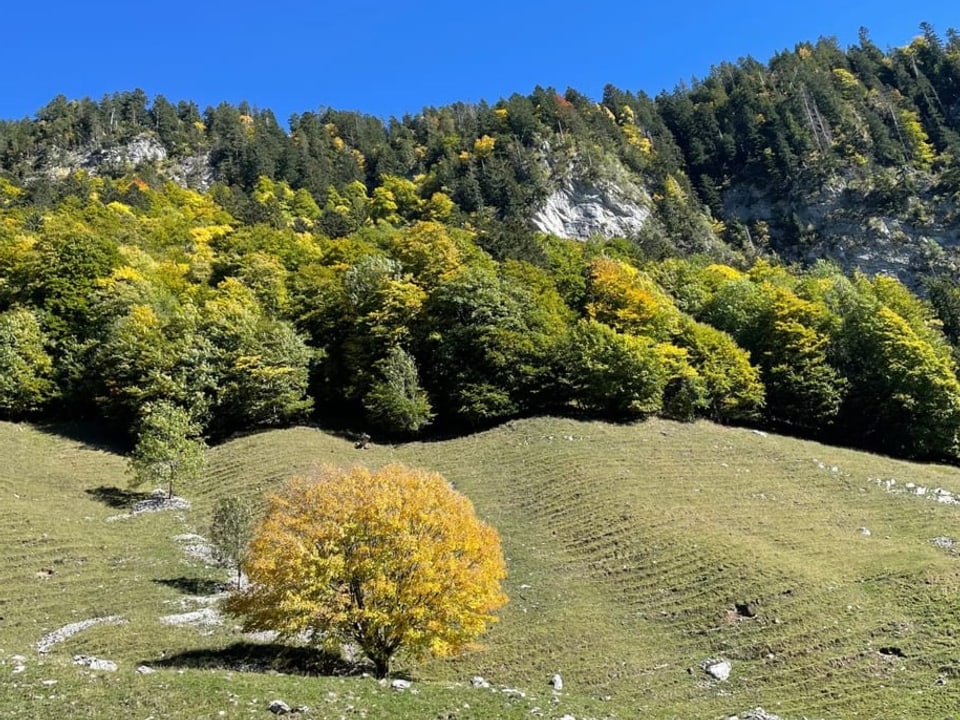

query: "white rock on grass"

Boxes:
[73, 655, 117, 671]
[36, 616, 126, 653]
[390, 679, 412, 690]
[549, 672, 563, 690]
[105, 490, 192, 521]
[267, 699, 291, 714]
[172, 533, 219, 565]
[470, 675, 490, 688]
[735, 708, 782, 720]
[701, 658, 732, 681]
[159, 607, 221, 626]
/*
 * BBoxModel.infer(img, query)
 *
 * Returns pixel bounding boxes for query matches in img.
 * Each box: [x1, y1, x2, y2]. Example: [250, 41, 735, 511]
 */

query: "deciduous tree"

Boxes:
[225, 464, 507, 678]
[129, 400, 207, 498]
[210, 496, 256, 588]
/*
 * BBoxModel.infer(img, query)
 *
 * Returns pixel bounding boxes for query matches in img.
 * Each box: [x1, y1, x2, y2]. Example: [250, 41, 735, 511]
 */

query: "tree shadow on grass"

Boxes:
[85, 485, 154, 509]
[35, 420, 130, 454]
[153, 577, 226, 596]
[147, 642, 366, 677]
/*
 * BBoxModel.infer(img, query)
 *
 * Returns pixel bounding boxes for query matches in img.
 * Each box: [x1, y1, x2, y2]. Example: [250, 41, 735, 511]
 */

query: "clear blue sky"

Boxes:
[1, 2, 955, 127]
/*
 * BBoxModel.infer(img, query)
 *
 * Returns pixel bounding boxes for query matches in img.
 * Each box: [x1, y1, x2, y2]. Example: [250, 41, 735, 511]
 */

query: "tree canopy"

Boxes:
[224, 464, 508, 678]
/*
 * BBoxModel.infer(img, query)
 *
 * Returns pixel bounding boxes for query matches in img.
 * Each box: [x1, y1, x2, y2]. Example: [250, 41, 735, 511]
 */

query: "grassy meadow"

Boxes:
[3, 416, 960, 718]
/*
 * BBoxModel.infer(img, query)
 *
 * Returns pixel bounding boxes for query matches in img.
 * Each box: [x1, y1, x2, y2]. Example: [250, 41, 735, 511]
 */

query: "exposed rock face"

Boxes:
[168, 150, 215, 191]
[44, 133, 214, 191]
[98, 133, 167, 168]
[723, 176, 960, 290]
[55, 133, 168, 175]
[532, 179, 650, 240]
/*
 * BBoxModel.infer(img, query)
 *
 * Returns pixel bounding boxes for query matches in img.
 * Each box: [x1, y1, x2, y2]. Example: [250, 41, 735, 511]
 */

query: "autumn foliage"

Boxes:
[224, 464, 508, 678]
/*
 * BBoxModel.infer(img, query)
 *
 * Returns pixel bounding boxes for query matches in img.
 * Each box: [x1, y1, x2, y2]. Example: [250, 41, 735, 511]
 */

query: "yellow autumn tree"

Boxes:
[224, 464, 508, 678]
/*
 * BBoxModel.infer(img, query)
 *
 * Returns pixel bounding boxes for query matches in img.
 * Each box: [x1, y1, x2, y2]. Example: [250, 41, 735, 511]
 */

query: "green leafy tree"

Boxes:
[562, 319, 667, 417]
[0, 307, 56, 417]
[203, 279, 314, 435]
[837, 296, 960, 459]
[676, 318, 765, 423]
[129, 400, 207, 498]
[210, 496, 256, 588]
[362, 345, 434, 434]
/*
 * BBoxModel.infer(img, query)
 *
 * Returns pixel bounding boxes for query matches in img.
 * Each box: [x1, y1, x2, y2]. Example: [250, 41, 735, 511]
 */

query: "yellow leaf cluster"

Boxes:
[622, 123, 652, 153]
[225, 464, 508, 677]
[473, 135, 496, 158]
[586, 258, 679, 339]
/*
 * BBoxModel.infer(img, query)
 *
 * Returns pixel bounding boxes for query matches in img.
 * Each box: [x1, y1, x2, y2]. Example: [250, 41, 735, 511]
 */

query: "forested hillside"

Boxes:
[4, 25, 960, 460]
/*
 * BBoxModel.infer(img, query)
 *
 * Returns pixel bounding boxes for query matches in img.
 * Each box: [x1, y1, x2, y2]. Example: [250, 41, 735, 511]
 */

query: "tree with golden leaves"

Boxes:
[224, 464, 508, 678]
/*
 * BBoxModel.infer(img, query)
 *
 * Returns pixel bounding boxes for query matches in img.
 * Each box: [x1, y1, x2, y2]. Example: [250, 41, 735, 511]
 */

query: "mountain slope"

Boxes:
[5, 417, 960, 718]
[5, 26, 960, 288]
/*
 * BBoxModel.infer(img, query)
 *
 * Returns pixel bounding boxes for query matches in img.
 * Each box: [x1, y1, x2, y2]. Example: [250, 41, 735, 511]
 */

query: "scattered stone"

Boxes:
[35, 568, 54, 579]
[470, 675, 490, 688]
[133, 491, 191, 514]
[172, 533, 218, 565]
[933, 536, 956, 550]
[501, 687, 526, 698]
[549, 672, 563, 690]
[751, 430, 768, 437]
[559, 715, 577, 720]
[390, 679, 412, 691]
[859, 527, 872, 537]
[136, 665, 156, 674]
[734, 709, 782, 720]
[36, 616, 126, 653]
[159, 607, 221, 626]
[735, 601, 757, 618]
[40, 679, 57, 686]
[12, 655, 26, 674]
[935, 488, 958, 504]
[106, 490, 191, 521]
[700, 658, 732, 681]
[267, 699, 291, 715]
[73, 655, 118, 672]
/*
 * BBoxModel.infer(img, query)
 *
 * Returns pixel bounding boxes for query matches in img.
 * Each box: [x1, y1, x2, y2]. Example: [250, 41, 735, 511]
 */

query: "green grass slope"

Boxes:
[3, 417, 960, 718]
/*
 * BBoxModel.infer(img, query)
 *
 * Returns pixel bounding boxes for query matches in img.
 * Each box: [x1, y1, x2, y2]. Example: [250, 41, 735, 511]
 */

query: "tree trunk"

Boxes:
[368, 649, 391, 679]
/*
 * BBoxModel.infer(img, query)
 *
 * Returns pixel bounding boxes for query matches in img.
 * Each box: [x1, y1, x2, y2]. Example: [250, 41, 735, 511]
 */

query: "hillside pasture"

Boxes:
[2, 417, 960, 718]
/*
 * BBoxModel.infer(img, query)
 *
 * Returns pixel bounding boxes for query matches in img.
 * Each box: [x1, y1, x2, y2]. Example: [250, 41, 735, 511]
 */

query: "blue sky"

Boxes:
[1, 2, 956, 127]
